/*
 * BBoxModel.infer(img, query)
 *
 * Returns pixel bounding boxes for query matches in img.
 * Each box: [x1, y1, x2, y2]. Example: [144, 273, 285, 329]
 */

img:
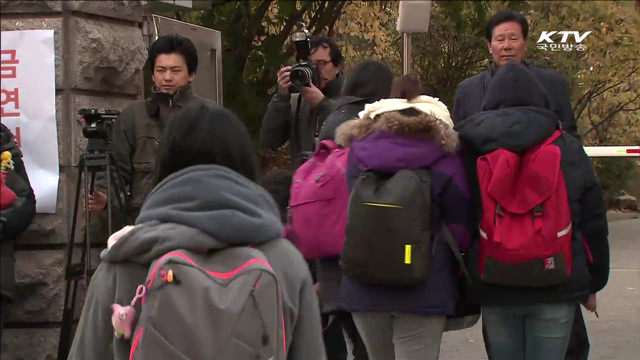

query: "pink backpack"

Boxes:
[288, 140, 350, 260]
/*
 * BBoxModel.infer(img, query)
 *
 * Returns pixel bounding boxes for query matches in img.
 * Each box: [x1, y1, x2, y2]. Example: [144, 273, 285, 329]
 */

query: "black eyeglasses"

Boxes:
[313, 60, 331, 70]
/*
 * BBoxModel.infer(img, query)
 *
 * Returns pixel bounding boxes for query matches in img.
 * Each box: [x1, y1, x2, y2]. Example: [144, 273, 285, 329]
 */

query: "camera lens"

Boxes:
[290, 66, 312, 88]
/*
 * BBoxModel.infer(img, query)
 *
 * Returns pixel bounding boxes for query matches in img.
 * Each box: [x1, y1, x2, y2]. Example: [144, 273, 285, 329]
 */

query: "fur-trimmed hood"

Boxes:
[334, 101, 461, 174]
[335, 95, 458, 153]
[335, 110, 459, 153]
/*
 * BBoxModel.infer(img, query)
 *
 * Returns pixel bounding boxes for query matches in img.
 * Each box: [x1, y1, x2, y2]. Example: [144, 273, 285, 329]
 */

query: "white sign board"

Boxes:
[1, 30, 59, 213]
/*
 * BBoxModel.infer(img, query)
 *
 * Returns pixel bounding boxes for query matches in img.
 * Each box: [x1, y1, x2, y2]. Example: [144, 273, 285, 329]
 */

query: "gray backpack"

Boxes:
[127, 246, 285, 360]
[342, 169, 433, 286]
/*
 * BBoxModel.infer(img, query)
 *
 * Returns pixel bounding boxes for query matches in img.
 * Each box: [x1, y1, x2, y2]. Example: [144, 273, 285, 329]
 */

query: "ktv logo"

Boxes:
[536, 31, 592, 52]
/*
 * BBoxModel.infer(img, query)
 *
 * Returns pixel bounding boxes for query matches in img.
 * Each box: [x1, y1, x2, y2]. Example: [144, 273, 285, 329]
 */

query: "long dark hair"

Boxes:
[155, 102, 259, 184]
[343, 59, 393, 101]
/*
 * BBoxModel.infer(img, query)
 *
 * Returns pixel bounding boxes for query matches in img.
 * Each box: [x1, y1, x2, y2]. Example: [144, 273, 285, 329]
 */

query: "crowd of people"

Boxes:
[0, 8, 609, 360]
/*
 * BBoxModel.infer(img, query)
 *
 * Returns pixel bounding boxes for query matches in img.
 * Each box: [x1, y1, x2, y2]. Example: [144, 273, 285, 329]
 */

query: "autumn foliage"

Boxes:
[167, 0, 639, 195]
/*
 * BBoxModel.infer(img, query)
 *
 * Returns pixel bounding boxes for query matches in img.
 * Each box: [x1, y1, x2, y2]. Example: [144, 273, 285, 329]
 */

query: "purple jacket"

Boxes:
[334, 116, 474, 316]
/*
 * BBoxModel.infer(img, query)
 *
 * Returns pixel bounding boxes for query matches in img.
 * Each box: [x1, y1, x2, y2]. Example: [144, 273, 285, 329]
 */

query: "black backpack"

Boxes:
[341, 169, 433, 286]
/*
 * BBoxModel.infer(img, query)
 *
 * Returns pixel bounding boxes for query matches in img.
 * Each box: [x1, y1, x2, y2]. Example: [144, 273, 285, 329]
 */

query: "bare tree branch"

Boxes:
[327, 1, 348, 36]
[574, 66, 639, 119]
[583, 92, 640, 139]
[274, 1, 314, 47]
[312, 1, 346, 35]
[308, 1, 327, 30]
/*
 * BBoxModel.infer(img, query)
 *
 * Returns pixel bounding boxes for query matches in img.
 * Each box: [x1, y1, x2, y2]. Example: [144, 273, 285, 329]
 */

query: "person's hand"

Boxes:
[88, 190, 107, 212]
[277, 66, 292, 95]
[300, 82, 325, 108]
[313, 282, 320, 295]
[581, 293, 597, 313]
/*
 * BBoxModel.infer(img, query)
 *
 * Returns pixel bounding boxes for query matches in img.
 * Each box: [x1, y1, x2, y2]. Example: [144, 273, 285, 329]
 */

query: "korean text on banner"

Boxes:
[1, 30, 59, 213]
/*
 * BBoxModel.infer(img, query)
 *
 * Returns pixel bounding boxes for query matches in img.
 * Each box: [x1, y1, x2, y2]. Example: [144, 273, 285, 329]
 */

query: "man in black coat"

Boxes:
[453, 10, 577, 137]
[452, 10, 591, 360]
[0, 123, 36, 341]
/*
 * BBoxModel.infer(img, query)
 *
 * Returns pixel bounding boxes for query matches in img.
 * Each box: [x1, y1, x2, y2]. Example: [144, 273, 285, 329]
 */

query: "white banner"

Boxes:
[1, 30, 59, 213]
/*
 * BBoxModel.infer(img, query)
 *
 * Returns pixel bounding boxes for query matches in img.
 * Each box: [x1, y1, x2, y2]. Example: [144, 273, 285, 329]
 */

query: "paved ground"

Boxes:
[439, 212, 640, 360]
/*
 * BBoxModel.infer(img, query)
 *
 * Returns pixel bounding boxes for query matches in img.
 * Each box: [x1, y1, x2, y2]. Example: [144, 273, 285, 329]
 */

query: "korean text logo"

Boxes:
[536, 31, 591, 52]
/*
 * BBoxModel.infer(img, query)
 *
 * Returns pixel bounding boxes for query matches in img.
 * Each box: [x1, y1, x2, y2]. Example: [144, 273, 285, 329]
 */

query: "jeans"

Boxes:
[483, 302, 576, 360]
[352, 312, 446, 360]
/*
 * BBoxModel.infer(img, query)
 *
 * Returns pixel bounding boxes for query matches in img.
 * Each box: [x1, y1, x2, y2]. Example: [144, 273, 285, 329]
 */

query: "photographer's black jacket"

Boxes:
[260, 75, 345, 168]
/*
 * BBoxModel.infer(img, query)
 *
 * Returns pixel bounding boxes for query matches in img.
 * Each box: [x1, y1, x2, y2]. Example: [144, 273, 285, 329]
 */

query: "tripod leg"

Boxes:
[105, 160, 113, 237]
[57, 157, 85, 360]
[86, 171, 97, 286]
[107, 153, 130, 225]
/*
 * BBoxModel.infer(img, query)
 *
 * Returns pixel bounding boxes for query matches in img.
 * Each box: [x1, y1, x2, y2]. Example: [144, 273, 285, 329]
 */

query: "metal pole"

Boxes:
[584, 146, 640, 157]
[403, 32, 411, 75]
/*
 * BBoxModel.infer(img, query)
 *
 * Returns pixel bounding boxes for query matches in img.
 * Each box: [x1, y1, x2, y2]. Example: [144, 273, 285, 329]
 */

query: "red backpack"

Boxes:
[476, 130, 573, 288]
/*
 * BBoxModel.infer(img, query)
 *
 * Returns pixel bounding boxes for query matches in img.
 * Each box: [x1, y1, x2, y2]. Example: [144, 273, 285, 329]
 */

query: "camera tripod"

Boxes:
[57, 139, 129, 360]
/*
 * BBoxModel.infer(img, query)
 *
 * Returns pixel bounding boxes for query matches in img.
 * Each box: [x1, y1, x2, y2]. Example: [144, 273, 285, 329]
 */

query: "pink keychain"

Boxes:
[111, 285, 146, 339]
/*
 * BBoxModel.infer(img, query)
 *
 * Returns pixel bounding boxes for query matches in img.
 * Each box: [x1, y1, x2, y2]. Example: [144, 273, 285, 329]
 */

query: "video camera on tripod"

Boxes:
[58, 108, 130, 360]
[79, 107, 119, 153]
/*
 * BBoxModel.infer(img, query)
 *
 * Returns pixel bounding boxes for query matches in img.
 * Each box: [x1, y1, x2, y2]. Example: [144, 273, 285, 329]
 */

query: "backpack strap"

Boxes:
[541, 130, 564, 146]
[441, 224, 472, 284]
[316, 139, 339, 153]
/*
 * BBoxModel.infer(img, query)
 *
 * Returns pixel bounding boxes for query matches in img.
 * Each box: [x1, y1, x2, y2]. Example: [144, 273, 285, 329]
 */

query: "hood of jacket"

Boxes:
[335, 95, 368, 108]
[457, 60, 559, 154]
[335, 107, 459, 173]
[102, 165, 284, 264]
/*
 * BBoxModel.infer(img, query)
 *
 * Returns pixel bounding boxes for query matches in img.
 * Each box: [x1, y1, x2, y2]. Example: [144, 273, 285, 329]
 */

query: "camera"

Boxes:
[78, 108, 120, 153]
[289, 30, 320, 93]
[79, 108, 119, 140]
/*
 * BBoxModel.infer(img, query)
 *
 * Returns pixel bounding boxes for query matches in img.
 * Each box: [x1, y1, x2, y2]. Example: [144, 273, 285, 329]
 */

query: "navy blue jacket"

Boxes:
[456, 61, 609, 305]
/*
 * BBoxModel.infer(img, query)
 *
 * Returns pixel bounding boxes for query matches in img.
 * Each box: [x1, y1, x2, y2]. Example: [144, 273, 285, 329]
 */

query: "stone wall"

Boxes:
[0, 1, 148, 359]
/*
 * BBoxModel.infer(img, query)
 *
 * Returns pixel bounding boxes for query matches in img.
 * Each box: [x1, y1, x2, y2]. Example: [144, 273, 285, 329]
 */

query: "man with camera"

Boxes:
[260, 33, 345, 168]
[88, 34, 216, 219]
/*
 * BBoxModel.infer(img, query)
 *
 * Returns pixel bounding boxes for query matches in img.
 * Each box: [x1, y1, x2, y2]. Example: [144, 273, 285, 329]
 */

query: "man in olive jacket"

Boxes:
[260, 36, 345, 168]
[0, 123, 36, 341]
[90, 34, 217, 220]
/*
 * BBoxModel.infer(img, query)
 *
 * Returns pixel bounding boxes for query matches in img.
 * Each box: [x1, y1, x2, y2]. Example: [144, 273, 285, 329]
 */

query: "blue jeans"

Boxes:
[483, 302, 576, 360]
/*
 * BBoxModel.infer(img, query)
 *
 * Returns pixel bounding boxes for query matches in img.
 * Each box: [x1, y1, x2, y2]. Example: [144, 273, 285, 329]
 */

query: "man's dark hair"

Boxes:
[485, 10, 529, 42]
[259, 169, 294, 223]
[155, 102, 258, 184]
[310, 36, 344, 66]
[343, 59, 393, 101]
[148, 34, 199, 74]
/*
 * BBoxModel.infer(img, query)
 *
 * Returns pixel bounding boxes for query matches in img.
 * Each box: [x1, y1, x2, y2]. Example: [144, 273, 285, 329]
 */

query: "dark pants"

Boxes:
[482, 304, 590, 360]
[0, 296, 9, 344]
[565, 305, 590, 360]
[323, 313, 347, 360]
[340, 312, 369, 360]
[323, 312, 369, 360]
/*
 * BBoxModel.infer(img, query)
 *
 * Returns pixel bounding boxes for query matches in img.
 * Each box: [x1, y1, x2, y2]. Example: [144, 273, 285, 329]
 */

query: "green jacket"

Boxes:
[98, 85, 217, 218]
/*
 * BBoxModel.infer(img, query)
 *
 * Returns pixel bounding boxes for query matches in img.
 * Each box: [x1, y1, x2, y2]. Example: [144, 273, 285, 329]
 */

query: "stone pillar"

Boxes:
[0, 1, 148, 358]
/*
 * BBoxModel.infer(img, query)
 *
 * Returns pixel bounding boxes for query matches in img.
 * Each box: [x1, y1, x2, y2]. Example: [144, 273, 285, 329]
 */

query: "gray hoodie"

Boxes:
[68, 165, 326, 360]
